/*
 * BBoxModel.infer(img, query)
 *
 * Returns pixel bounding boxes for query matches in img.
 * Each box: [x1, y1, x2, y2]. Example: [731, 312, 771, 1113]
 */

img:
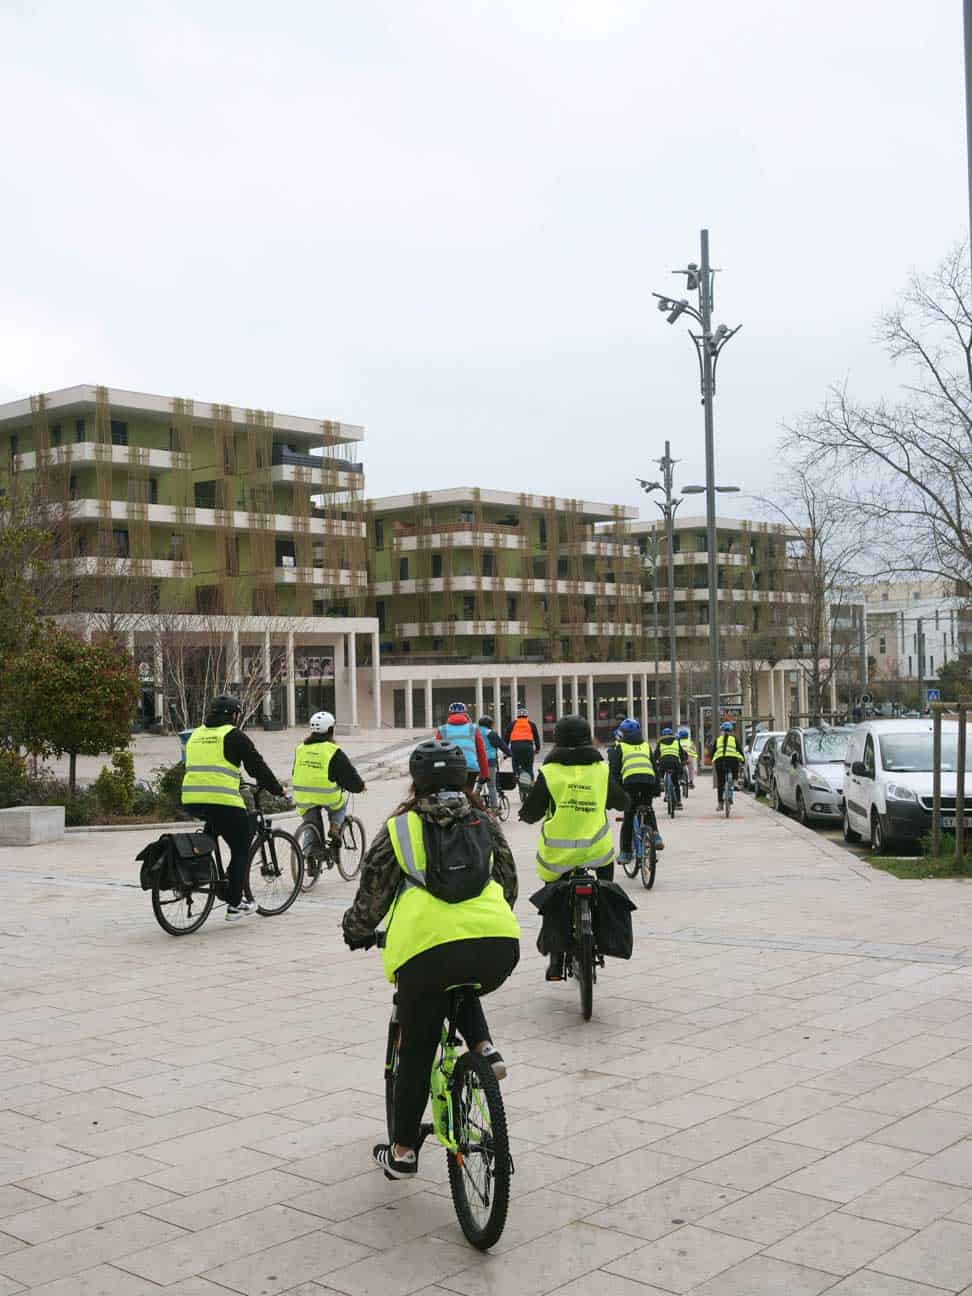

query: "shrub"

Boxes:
[0, 749, 29, 808]
[92, 750, 136, 817]
[153, 761, 186, 820]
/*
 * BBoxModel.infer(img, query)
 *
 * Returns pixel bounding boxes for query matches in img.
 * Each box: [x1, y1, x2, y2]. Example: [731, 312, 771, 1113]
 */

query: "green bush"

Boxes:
[20, 774, 95, 826]
[92, 750, 136, 817]
[0, 749, 29, 808]
[153, 761, 186, 820]
[132, 783, 160, 816]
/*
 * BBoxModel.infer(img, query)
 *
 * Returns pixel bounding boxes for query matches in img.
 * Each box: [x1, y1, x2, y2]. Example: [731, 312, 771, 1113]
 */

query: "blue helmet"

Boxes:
[661, 726, 674, 737]
[448, 701, 467, 715]
[616, 718, 641, 740]
[677, 726, 689, 739]
[720, 720, 734, 732]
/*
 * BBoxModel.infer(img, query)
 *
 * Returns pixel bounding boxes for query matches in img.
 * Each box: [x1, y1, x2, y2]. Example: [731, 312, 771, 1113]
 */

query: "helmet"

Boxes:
[553, 713, 592, 748]
[478, 716, 493, 729]
[677, 726, 689, 739]
[661, 726, 674, 737]
[309, 710, 335, 734]
[208, 694, 242, 720]
[516, 706, 528, 717]
[721, 721, 734, 732]
[448, 701, 467, 715]
[409, 740, 467, 792]
[616, 718, 641, 740]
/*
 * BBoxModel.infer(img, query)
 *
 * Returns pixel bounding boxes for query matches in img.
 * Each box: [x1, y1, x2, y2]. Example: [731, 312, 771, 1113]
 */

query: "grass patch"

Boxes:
[873, 833, 972, 879]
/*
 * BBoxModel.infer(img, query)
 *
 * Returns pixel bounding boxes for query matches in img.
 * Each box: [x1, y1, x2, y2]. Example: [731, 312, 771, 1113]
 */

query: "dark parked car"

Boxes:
[753, 735, 781, 799]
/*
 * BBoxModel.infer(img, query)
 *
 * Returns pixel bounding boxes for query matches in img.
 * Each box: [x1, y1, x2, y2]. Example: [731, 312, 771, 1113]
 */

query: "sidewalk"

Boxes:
[3, 784, 972, 1292]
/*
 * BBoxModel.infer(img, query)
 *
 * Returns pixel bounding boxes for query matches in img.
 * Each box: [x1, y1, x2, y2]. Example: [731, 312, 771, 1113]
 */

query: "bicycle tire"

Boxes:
[725, 786, 732, 819]
[574, 895, 595, 1021]
[621, 850, 638, 879]
[447, 1050, 511, 1251]
[294, 820, 324, 891]
[497, 793, 511, 823]
[641, 821, 657, 891]
[151, 873, 215, 936]
[384, 1019, 400, 1143]
[667, 783, 676, 819]
[246, 828, 303, 915]
[337, 817, 366, 881]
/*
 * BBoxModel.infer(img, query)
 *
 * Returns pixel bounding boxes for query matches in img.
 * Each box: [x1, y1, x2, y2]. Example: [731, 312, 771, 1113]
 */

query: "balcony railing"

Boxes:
[271, 446, 362, 473]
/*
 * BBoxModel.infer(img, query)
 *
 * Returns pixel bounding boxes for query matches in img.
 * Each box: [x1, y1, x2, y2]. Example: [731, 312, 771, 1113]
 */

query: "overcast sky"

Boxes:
[0, 0, 966, 519]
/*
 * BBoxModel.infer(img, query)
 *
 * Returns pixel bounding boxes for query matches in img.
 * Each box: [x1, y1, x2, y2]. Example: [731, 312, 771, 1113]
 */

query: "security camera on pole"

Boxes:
[653, 229, 741, 742]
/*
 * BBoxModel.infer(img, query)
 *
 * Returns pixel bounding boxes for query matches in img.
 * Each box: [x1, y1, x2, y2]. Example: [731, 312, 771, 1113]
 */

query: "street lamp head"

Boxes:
[665, 299, 689, 325]
[636, 477, 661, 493]
[681, 486, 705, 495]
[656, 297, 673, 312]
[714, 486, 741, 494]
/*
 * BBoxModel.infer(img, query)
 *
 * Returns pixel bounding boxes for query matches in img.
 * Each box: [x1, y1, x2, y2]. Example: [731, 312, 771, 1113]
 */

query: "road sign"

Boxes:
[926, 688, 942, 703]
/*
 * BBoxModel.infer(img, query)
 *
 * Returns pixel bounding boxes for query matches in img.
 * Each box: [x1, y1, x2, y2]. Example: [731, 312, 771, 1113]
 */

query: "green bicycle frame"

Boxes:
[430, 1030, 460, 1152]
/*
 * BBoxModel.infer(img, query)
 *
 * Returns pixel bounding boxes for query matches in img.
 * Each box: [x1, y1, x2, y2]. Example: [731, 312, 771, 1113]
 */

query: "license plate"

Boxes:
[941, 816, 972, 828]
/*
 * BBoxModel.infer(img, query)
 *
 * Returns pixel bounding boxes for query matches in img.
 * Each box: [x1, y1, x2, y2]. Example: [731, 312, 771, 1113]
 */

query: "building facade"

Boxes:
[866, 579, 972, 693]
[0, 385, 379, 728]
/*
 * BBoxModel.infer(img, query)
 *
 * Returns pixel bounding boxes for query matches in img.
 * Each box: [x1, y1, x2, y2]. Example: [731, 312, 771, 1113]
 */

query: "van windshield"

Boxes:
[804, 731, 850, 764]
[879, 733, 972, 773]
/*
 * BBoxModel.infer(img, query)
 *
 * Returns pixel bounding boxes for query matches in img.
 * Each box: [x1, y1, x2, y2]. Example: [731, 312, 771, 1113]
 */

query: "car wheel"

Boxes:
[772, 781, 785, 814]
[843, 807, 861, 844]
[870, 810, 888, 855]
[796, 790, 811, 827]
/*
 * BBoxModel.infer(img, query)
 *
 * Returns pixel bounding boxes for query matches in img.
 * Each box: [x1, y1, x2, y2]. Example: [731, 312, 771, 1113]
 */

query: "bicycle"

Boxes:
[680, 765, 690, 801]
[294, 797, 367, 890]
[722, 774, 735, 819]
[381, 957, 511, 1250]
[475, 775, 510, 823]
[151, 785, 304, 936]
[663, 770, 678, 819]
[620, 802, 657, 890]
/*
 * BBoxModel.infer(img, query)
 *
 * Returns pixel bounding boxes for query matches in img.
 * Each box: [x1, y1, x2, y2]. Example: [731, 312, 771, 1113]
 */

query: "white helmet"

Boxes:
[309, 710, 335, 734]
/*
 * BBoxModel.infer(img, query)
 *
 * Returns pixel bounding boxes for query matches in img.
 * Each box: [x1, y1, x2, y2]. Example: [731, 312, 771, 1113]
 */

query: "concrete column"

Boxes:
[494, 674, 502, 733]
[587, 673, 595, 724]
[425, 676, 434, 730]
[767, 668, 776, 729]
[571, 673, 579, 717]
[626, 671, 634, 717]
[640, 672, 649, 731]
[511, 674, 519, 717]
[348, 631, 358, 728]
[555, 674, 563, 719]
[829, 672, 838, 717]
[778, 668, 788, 727]
[286, 631, 296, 728]
[262, 630, 272, 720]
[475, 675, 484, 721]
[405, 678, 414, 729]
[372, 630, 382, 728]
[227, 627, 240, 687]
[798, 669, 809, 723]
[154, 640, 164, 727]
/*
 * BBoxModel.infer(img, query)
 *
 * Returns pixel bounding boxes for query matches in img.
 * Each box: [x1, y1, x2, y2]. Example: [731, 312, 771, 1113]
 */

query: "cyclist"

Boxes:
[678, 726, 698, 789]
[181, 694, 286, 922]
[342, 740, 519, 1179]
[519, 714, 628, 981]
[434, 701, 489, 791]
[504, 705, 541, 789]
[477, 715, 511, 809]
[653, 726, 687, 810]
[291, 710, 366, 864]
[712, 720, 743, 809]
[608, 717, 664, 864]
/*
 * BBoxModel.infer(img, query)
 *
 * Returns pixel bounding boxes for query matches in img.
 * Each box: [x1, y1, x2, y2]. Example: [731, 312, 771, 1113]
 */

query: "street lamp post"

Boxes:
[653, 228, 741, 743]
[637, 441, 683, 727]
[642, 530, 662, 734]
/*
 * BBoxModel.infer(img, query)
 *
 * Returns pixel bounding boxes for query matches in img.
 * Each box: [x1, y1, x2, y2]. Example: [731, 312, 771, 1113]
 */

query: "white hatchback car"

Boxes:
[743, 730, 785, 790]
[843, 719, 972, 853]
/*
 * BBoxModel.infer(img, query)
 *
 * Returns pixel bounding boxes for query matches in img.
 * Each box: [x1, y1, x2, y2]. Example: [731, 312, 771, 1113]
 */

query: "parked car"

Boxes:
[744, 730, 785, 790]
[843, 718, 971, 853]
[753, 735, 782, 799]
[772, 727, 853, 824]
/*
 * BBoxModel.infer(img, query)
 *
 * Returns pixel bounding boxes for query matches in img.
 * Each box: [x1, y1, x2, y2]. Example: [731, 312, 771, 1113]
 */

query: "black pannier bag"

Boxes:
[530, 878, 637, 959]
[497, 770, 517, 791]
[421, 815, 492, 903]
[137, 832, 216, 891]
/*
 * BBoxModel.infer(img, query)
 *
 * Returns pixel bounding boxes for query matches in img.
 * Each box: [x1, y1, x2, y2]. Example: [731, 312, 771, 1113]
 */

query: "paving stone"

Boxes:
[691, 1253, 836, 1295]
[843, 1174, 972, 1229]
[870, 1218, 972, 1290]
[777, 1142, 924, 1203]
[699, 1184, 836, 1243]
[764, 1211, 913, 1275]
[583, 1175, 746, 1241]
[604, 1224, 761, 1294]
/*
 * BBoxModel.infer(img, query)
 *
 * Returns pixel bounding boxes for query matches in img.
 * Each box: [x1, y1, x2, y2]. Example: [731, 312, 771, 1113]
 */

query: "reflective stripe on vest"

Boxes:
[291, 740, 345, 813]
[509, 717, 533, 743]
[181, 724, 245, 809]
[682, 741, 698, 759]
[618, 741, 654, 781]
[382, 811, 519, 982]
[658, 740, 682, 761]
[714, 735, 741, 760]
[439, 721, 479, 771]
[535, 761, 613, 882]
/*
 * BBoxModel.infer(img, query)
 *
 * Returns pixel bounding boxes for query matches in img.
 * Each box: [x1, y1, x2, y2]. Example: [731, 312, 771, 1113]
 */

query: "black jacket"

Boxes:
[219, 727, 285, 798]
[518, 744, 629, 824]
[300, 732, 366, 793]
[504, 719, 541, 752]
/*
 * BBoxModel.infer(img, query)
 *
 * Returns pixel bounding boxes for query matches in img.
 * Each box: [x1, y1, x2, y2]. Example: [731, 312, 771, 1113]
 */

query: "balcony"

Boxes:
[69, 498, 365, 538]
[271, 445, 362, 473]
[270, 445, 363, 492]
[55, 557, 192, 580]
[274, 564, 366, 586]
[14, 443, 186, 474]
[370, 575, 636, 598]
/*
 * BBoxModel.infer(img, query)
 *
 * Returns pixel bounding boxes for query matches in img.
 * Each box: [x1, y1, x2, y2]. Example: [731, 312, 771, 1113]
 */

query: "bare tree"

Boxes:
[787, 246, 972, 589]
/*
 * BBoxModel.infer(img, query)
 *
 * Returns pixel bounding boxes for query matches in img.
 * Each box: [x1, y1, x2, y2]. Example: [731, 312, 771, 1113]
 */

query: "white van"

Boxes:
[843, 718, 971, 853]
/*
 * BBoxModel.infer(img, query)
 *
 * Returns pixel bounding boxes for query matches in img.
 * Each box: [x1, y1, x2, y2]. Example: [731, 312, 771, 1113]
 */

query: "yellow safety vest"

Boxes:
[181, 724, 245, 809]
[657, 740, 682, 761]
[713, 734, 741, 760]
[682, 740, 698, 759]
[292, 740, 345, 813]
[382, 811, 519, 983]
[535, 762, 613, 882]
[618, 741, 655, 782]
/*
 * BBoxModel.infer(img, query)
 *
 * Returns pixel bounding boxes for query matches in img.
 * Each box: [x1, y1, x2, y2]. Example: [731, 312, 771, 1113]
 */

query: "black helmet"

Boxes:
[478, 715, 493, 728]
[554, 713, 592, 748]
[409, 740, 467, 792]
[208, 694, 242, 719]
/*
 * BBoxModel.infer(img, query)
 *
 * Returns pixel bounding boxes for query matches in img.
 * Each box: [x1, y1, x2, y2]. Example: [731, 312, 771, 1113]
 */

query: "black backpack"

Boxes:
[420, 814, 493, 904]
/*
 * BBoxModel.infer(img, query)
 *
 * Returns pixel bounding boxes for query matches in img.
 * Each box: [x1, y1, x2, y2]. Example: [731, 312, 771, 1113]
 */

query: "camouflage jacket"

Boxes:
[342, 797, 519, 944]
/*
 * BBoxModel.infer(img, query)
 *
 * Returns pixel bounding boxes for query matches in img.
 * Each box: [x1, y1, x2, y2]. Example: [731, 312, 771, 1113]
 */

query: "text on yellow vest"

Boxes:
[535, 761, 613, 881]
[292, 740, 345, 813]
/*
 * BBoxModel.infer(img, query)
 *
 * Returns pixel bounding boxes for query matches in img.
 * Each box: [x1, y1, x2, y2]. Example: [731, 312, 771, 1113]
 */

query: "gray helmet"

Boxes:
[208, 694, 242, 719]
[409, 740, 467, 792]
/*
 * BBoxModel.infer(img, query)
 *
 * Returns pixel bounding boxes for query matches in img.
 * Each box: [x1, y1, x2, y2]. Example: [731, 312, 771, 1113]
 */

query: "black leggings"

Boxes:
[510, 742, 536, 780]
[393, 937, 519, 1147]
[715, 757, 740, 798]
[200, 804, 253, 907]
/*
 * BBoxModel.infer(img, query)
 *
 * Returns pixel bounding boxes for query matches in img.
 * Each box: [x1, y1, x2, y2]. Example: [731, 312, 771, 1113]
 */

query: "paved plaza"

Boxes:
[4, 773, 972, 1294]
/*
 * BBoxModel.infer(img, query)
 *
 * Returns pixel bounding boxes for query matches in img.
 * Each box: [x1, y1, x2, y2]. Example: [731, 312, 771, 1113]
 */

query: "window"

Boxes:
[399, 556, 409, 581]
[930, 655, 934, 673]
[194, 480, 217, 509]
[881, 591, 889, 601]
[222, 435, 236, 475]
[75, 418, 85, 442]
[879, 635, 887, 655]
[557, 557, 568, 578]
[532, 557, 545, 579]
[538, 518, 547, 547]
[112, 528, 129, 559]
[168, 424, 177, 452]
[374, 518, 384, 550]
[169, 533, 183, 560]
[482, 552, 494, 576]
[462, 594, 476, 619]
[431, 553, 442, 578]
[110, 419, 128, 446]
[8, 434, 17, 458]
[459, 509, 475, 524]
[507, 596, 518, 619]
[376, 600, 386, 632]
[672, 532, 681, 553]
[275, 538, 296, 568]
[908, 655, 913, 675]
[69, 474, 78, 500]
[482, 637, 495, 656]
[196, 586, 222, 614]
[432, 636, 445, 650]
[863, 734, 876, 778]
[128, 477, 158, 504]
[49, 423, 61, 447]
[696, 532, 707, 552]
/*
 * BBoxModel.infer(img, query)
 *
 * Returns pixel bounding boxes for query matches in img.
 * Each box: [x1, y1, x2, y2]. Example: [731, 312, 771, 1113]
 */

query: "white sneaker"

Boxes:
[226, 899, 257, 921]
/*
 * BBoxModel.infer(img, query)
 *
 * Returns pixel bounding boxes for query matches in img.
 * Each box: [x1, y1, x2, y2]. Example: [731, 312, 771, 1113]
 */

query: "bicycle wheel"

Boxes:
[497, 793, 511, 823]
[725, 785, 732, 819]
[640, 816, 657, 891]
[621, 844, 638, 879]
[336, 817, 366, 881]
[667, 782, 676, 819]
[294, 820, 324, 891]
[384, 1018, 400, 1143]
[151, 872, 215, 936]
[246, 828, 303, 915]
[574, 895, 595, 1021]
[447, 1050, 511, 1251]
